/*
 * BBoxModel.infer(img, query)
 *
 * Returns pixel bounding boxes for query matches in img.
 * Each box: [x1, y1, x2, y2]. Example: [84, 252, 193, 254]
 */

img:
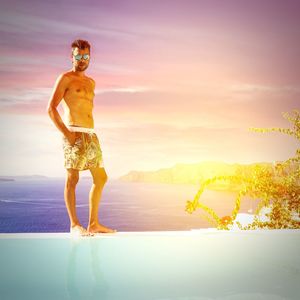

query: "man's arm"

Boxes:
[47, 74, 70, 137]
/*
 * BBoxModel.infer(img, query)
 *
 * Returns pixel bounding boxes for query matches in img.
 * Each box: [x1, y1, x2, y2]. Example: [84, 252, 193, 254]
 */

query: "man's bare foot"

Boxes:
[70, 224, 94, 237]
[87, 222, 117, 234]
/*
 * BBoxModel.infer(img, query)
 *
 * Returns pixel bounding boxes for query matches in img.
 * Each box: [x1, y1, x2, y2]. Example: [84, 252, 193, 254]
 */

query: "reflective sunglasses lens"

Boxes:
[74, 54, 82, 61]
[83, 54, 90, 60]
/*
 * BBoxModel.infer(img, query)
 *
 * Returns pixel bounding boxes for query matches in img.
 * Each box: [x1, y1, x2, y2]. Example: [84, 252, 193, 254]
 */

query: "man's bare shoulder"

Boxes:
[61, 71, 74, 80]
[86, 76, 96, 88]
[54, 72, 72, 85]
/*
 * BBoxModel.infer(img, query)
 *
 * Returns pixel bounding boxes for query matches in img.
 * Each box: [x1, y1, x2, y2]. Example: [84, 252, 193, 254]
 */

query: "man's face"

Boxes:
[71, 47, 90, 72]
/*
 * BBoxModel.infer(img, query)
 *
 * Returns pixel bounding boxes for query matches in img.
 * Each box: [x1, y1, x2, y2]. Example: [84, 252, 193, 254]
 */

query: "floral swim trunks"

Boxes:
[62, 126, 104, 171]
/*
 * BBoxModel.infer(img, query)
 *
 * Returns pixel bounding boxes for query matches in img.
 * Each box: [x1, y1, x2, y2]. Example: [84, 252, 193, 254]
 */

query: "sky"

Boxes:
[0, 0, 299, 179]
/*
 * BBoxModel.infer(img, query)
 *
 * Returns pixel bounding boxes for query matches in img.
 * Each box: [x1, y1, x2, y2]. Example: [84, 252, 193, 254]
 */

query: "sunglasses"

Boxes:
[73, 54, 90, 61]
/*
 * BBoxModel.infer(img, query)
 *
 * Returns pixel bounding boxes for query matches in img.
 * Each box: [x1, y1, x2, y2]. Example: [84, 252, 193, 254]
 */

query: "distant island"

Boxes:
[0, 175, 48, 181]
[118, 161, 277, 191]
[0, 178, 15, 182]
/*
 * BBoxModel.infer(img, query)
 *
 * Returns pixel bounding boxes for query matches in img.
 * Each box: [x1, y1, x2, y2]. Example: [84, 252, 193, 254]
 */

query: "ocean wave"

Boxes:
[0, 199, 59, 206]
[0, 199, 89, 208]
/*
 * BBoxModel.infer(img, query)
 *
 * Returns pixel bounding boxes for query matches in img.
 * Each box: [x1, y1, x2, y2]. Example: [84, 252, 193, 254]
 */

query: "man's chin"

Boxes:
[76, 66, 88, 71]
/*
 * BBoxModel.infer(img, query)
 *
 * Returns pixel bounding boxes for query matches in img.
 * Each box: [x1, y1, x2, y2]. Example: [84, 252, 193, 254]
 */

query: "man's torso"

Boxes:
[62, 72, 95, 129]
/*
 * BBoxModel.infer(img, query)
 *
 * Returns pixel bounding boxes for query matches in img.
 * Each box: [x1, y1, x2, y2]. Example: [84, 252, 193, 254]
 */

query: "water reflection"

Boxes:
[66, 237, 109, 299]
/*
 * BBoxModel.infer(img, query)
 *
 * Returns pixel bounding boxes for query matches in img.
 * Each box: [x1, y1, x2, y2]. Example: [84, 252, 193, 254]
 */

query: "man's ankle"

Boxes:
[71, 221, 81, 227]
[88, 221, 98, 227]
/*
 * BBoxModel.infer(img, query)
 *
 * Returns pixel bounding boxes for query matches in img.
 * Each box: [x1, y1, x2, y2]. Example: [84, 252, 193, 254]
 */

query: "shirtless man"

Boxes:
[47, 39, 117, 236]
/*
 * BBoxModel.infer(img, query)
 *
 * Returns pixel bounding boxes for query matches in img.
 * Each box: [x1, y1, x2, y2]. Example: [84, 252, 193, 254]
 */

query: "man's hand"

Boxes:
[65, 131, 77, 146]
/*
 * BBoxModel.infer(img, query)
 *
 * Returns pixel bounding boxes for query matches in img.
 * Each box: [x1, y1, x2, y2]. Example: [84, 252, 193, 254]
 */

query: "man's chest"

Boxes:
[65, 78, 95, 101]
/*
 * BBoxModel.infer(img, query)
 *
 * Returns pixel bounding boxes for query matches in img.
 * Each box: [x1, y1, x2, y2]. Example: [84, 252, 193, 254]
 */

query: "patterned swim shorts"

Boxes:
[62, 128, 104, 171]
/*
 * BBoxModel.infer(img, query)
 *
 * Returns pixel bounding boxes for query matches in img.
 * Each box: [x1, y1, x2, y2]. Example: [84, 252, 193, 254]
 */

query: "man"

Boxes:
[47, 39, 117, 236]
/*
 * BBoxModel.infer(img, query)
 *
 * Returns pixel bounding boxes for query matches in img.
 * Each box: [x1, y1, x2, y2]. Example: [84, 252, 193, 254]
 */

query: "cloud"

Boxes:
[0, 7, 141, 41]
[0, 85, 152, 107]
[95, 86, 153, 94]
[230, 84, 300, 94]
[0, 88, 52, 106]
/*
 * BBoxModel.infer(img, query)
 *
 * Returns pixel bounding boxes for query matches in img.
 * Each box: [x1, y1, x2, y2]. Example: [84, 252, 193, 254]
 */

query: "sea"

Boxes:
[0, 178, 261, 233]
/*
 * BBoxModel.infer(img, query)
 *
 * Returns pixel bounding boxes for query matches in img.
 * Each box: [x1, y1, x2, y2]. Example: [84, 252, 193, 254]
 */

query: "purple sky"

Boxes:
[0, 0, 299, 177]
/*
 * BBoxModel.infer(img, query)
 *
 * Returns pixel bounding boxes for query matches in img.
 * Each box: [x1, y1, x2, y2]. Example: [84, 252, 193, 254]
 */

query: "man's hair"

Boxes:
[71, 39, 91, 53]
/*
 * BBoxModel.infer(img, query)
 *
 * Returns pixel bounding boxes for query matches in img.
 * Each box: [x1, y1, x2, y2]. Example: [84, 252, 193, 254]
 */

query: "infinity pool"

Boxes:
[0, 229, 299, 300]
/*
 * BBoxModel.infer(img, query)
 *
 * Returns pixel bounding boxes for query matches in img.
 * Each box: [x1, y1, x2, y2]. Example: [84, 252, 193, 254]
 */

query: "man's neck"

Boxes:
[71, 68, 85, 77]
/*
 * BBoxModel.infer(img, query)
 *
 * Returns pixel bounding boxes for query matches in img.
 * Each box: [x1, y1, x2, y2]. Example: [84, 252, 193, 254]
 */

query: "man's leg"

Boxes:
[87, 166, 117, 233]
[64, 168, 92, 236]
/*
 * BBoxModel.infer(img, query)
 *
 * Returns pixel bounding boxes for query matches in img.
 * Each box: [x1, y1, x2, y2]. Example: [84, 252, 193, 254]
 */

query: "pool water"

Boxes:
[0, 230, 299, 300]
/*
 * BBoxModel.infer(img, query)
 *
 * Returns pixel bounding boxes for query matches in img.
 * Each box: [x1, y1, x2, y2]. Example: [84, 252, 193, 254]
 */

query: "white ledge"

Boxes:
[0, 228, 299, 239]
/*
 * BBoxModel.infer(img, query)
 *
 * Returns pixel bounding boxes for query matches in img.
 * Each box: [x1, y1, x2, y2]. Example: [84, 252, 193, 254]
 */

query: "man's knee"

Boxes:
[94, 173, 108, 185]
[66, 169, 79, 187]
[101, 172, 108, 183]
[91, 167, 108, 185]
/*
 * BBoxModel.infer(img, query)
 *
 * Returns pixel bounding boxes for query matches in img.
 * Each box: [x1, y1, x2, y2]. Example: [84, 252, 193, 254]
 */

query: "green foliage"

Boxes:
[185, 109, 300, 230]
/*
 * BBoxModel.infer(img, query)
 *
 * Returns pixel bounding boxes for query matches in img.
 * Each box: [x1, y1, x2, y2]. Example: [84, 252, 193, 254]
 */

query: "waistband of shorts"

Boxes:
[67, 125, 95, 134]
